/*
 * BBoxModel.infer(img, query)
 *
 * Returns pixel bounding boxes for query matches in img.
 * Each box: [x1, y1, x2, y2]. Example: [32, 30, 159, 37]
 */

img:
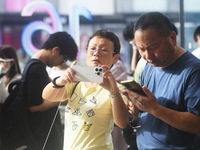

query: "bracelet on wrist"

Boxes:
[52, 76, 65, 88]
[109, 91, 121, 98]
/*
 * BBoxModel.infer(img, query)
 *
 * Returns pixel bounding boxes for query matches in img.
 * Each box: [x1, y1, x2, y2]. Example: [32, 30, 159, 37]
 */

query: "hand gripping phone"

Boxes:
[120, 80, 146, 96]
[71, 65, 103, 83]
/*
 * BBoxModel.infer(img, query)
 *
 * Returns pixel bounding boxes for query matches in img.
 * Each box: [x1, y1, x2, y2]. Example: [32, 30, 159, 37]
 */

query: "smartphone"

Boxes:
[71, 65, 103, 83]
[120, 80, 146, 96]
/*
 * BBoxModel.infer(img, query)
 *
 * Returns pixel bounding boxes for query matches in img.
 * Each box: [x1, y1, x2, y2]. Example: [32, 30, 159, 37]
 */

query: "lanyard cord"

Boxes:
[41, 87, 67, 150]
[41, 82, 79, 150]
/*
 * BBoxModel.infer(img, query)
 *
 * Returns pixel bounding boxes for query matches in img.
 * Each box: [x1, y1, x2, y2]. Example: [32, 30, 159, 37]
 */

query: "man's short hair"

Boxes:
[41, 31, 78, 61]
[134, 12, 176, 37]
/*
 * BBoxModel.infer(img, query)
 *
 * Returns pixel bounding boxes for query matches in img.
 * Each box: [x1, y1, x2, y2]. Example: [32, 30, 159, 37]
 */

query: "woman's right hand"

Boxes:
[57, 61, 77, 85]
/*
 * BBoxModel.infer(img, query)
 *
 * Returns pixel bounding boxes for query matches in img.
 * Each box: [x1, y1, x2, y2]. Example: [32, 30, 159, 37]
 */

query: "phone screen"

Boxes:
[120, 80, 146, 96]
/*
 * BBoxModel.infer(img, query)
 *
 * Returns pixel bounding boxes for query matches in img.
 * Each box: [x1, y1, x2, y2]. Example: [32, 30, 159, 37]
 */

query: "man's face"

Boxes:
[134, 28, 177, 68]
[86, 36, 119, 67]
[197, 35, 200, 47]
[53, 54, 67, 67]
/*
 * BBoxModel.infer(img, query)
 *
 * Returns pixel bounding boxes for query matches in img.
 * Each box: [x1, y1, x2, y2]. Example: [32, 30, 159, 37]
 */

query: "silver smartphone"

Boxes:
[71, 65, 103, 83]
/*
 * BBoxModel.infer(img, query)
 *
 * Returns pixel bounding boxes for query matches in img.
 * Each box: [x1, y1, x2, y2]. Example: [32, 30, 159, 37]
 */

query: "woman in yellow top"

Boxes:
[43, 29, 128, 150]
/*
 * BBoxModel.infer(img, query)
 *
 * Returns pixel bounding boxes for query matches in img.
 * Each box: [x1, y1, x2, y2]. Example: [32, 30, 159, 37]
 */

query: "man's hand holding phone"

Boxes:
[120, 80, 146, 96]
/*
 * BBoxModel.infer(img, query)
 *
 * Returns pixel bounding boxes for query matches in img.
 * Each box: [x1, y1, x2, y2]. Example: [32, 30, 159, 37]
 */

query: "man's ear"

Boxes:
[52, 47, 60, 55]
[170, 31, 177, 46]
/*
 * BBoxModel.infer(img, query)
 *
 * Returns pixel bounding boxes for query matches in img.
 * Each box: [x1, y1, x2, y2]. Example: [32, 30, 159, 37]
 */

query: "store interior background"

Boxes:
[0, 0, 200, 71]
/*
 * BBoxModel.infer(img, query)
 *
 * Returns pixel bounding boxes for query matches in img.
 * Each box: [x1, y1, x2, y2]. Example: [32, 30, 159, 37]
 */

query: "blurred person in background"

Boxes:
[123, 22, 140, 77]
[1, 31, 78, 150]
[24, 31, 78, 150]
[0, 45, 21, 104]
[191, 24, 200, 150]
[110, 58, 127, 82]
[192, 25, 200, 59]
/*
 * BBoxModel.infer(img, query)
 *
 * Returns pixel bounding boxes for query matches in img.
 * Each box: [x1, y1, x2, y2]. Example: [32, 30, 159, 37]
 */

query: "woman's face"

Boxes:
[0, 59, 13, 74]
[86, 36, 119, 67]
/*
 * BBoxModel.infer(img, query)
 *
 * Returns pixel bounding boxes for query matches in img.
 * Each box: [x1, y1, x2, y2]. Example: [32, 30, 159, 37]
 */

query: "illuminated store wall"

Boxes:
[0, 0, 200, 70]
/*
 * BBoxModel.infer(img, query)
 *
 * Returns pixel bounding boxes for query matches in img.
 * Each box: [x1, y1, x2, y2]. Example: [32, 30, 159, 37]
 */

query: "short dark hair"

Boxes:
[0, 45, 21, 78]
[86, 29, 121, 54]
[193, 26, 200, 42]
[41, 31, 78, 61]
[123, 22, 135, 42]
[134, 12, 176, 37]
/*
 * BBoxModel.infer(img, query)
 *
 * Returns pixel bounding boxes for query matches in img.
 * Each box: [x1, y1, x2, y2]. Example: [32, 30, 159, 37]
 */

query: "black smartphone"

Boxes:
[120, 80, 146, 96]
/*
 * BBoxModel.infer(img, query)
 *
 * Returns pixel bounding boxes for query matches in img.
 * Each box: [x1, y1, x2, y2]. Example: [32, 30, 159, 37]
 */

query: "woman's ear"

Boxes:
[113, 54, 120, 65]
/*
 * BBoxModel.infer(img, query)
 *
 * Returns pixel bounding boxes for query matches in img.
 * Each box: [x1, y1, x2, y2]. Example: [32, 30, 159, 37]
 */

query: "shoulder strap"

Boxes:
[21, 59, 40, 82]
[7, 59, 40, 94]
[72, 82, 80, 94]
